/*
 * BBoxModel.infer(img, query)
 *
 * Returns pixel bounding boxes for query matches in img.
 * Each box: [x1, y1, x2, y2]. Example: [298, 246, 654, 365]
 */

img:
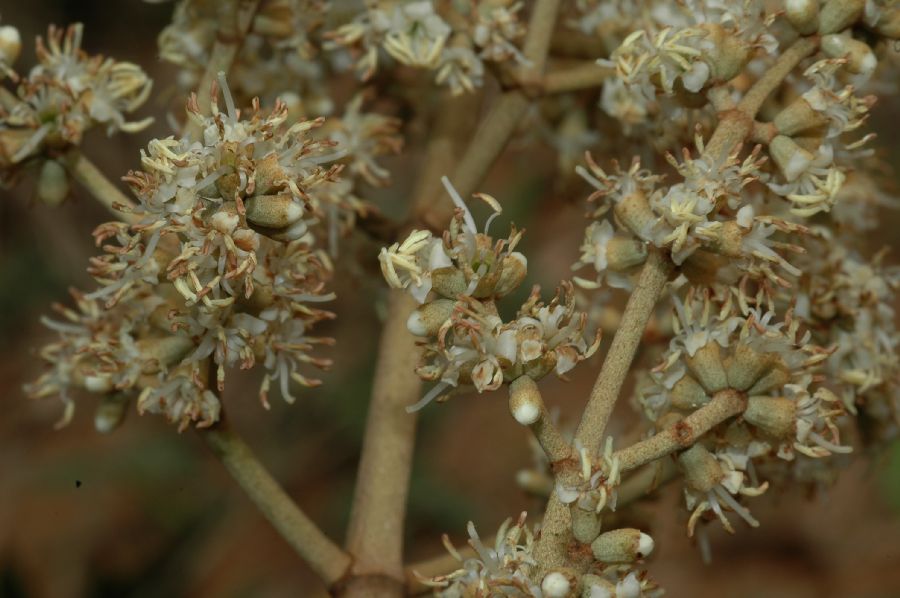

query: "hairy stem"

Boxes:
[415, 0, 562, 230]
[574, 249, 672, 451]
[341, 91, 481, 598]
[186, 0, 260, 137]
[341, 291, 423, 597]
[200, 422, 352, 587]
[542, 62, 612, 94]
[63, 149, 138, 221]
[613, 390, 747, 473]
[704, 36, 819, 162]
[350, 2, 563, 590]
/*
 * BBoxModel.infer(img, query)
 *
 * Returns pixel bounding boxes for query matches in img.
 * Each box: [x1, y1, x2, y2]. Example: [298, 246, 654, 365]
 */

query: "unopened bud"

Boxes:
[252, 153, 284, 196]
[670, 374, 711, 410]
[821, 34, 876, 77]
[726, 344, 774, 391]
[581, 574, 615, 598]
[94, 393, 129, 433]
[431, 266, 466, 299]
[245, 194, 304, 229]
[606, 237, 648, 271]
[36, 159, 69, 206]
[747, 363, 790, 394]
[494, 252, 528, 297]
[684, 342, 728, 393]
[678, 444, 723, 493]
[0, 25, 21, 65]
[137, 335, 194, 372]
[786, 0, 819, 34]
[614, 191, 656, 242]
[743, 395, 796, 438]
[407, 298, 455, 336]
[542, 571, 575, 598]
[508, 376, 543, 425]
[571, 503, 603, 544]
[873, 8, 900, 38]
[774, 97, 829, 136]
[770, 135, 814, 182]
[702, 24, 751, 82]
[700, 220, 744, 258]
[591, 528, 654, 563]
[818, 0, 865, 34]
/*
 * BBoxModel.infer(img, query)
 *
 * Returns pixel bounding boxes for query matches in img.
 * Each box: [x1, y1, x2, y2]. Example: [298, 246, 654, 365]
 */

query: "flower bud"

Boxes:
[94, 393, 129, 434]
[747, 363, 790, 394]
[407, 298, 455, 337]
[571, 503, 603, 543]
[581, 575, 615, 598]
[773, 97, 829, 136]
[431, 266, 466, 298]
[0, 24, 21, 65]
[818, 0, 865, 34]
[678, 444, 723, 493]
[670, 374, 710, 410]
[726, 344, 774, 391]
[873, 9, 900, 38]
[245, 194, 304, 229]
[769, 135, 814, 182]
[821, 34, 876, 77]
[508, 375, 542, 425]
[252, 153, 284, 196]
[542, 571, 575, 598]
[700, 220, 744, 258]
[606, 237, 648, 271]
[137, 335, 194, 372]
[701, 24, 751, 82]
[494, 252, 528, 297]
[614, 191, 656, 242]
[591, 528, 654, 563]
[684, 342, 728, 393]
[786, 0, 819, 34]
[743, 395, 796, 438]
[36, 159, 69, 206]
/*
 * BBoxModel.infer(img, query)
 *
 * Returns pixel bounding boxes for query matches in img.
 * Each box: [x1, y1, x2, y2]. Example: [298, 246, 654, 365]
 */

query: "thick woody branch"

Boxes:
[200, 422, 352, 587]
[613, 389, 747, 473]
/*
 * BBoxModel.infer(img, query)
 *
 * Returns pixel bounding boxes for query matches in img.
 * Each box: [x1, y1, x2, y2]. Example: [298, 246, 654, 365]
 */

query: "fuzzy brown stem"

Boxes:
[574, 249, 672, 451]
[613, 390, 747, 473]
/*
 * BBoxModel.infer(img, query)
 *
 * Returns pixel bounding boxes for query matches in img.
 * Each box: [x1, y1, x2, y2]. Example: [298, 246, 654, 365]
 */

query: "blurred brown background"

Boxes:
[1, 2, 900, 597]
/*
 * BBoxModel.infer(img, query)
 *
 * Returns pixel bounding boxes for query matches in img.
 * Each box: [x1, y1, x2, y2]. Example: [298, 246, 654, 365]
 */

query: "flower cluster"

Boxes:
[380, 177, 600, 409]
[593, 0, 774, 140]
[632, 287, 855, 538]
[326, 0, 527, 95]
[574, 145, 807, 288]
[0, 23, 152, 185]
[423, 514, 660, 598]
[792, 234, 900, 441]
[155, 0, 332, 112]
[26, 81, 397, 431]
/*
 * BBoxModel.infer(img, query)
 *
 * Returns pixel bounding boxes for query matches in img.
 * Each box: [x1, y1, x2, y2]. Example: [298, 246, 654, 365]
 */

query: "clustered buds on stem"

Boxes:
[26, 73, 400, 431]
